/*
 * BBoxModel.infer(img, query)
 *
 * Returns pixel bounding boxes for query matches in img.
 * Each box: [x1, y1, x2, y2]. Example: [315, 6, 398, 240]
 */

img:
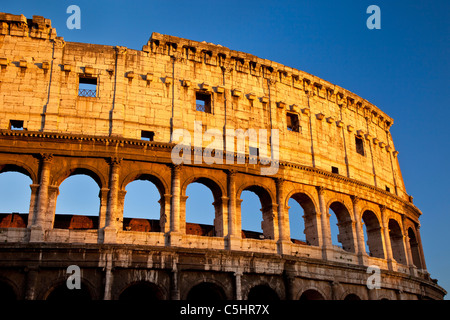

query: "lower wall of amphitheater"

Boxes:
[0, 244, 444, 300]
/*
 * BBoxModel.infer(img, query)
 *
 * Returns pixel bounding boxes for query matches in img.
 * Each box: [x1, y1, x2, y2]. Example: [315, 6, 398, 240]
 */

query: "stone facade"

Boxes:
[0, 12, 445, 300]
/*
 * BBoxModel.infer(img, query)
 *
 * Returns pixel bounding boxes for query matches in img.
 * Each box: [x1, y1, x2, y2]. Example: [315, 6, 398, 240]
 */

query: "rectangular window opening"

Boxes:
[196, 92, 212, 113]
[286, 112, 300, 132]
[141, 130, 155, 141]
[355, 136, 365, 156]
[385, 186, 391, 192]
[78, 76, 97, 97]
[331, 166, 339, 174]
[9, 120, 24, 130]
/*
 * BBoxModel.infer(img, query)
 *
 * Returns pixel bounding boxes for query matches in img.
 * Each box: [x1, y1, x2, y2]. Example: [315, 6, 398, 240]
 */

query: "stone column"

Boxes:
[227, 170, 241, 250]
[276, 178, 291, 254]
[27, 184, 40, 228]
[234, 270, 243, 300]
[170, 165, 183, 246]
[24, 267, 39, 300]
[352, 196, 368, 264]
[30, 153, 53, 242]
[98, 188, 110, 229]
[103, 252, 113, 300]
[159, 194, 172, 234]
[317, 186, 331, 252]
[380, 205, 394, 270]
[170, 257, 180, 300]
[415, 224, 427, 271]
[104, 157, 121, 243]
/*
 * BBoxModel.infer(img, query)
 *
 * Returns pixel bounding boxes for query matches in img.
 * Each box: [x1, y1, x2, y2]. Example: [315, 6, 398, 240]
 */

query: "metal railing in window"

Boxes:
[78, 88, 97, 97]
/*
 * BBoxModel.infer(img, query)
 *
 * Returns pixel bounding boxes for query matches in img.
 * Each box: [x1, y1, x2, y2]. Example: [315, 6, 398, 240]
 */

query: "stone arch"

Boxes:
[0, 277, 19, 300]
[407, 227, 423, 269]
[118, 281, 165, 300]
[286, 190, 320, 246]
[238, 183, 277, 240]
[299, 288, 326, 300]
[0, 165, 33, 224]
[53, 168, 103, 229]
[388, 219, 407, 264]
[52, 164, 106, 190]
[344, 293, 361, 300]
[121, 170, 169, 197]
[186, 281, 227, 301]
[247, 284, 280, 301]
[121, 172, 168, 232]
[182, 175, 225, 237]
[361, 210, 385, 258]
[0, 162, 37, 184]
[181, 173, 225, 201]
[43, 279, 94, 300]
[328, 201, 356, 252]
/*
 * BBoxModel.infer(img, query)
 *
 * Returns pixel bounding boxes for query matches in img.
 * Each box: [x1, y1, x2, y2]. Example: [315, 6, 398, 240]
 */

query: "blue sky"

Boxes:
[0, 0, 449, 298]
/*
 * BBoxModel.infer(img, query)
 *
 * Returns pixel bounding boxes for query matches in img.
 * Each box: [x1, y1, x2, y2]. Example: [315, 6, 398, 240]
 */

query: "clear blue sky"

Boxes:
[0, 0, 449, 298]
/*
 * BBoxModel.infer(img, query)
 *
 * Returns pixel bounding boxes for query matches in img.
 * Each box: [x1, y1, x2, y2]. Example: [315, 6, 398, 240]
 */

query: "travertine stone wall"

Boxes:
[0, 12, 405, 200]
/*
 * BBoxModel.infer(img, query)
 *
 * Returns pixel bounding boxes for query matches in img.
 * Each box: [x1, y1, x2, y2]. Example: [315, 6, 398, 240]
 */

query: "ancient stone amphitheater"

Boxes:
[0, 12, 445, 300]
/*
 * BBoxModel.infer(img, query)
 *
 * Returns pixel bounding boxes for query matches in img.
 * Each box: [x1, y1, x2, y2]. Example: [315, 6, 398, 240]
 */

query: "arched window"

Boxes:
[0, 281, 16, 300]
[388, 219, 407, 264]
[185, 182, 215, 236]
[0, 170, 31, 228]
[247, 285, 279, 301]
[408, 227, 423, 269]
[54, 173, 100, 229]
[184, 177, 223, 237]
[123, 179, 161, 232]
[240, 190, 263, 238]
[362, 210, 384, 258]
[299, 289, 325, 300]
[240, 186, 274, 240]
[46, 282, 91, 300]
[187, 282, 226, 301]
[119, 282, 164, 300]
[288, 193, 319, 246]
[329, 202, 355, 252]
[344, 293, 361, 300]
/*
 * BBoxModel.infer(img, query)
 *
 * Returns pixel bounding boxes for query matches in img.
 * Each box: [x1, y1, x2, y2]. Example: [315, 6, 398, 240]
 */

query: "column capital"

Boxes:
[39, 153, 54, 163]
[171, 164, 183, 173]
[316, 185, 326, 195]
[107, 157, 122, 166]
[351, 195, 360, 205]
[379, 204, 387, 214]
[226, 169, 238, 177]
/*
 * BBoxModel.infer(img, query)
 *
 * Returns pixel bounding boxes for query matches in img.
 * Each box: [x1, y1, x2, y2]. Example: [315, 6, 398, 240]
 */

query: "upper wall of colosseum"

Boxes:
[0, 12, 408, 200]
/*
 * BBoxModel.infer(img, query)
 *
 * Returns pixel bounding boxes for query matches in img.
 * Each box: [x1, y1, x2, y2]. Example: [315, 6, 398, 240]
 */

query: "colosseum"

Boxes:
[0, 12, 446, 301]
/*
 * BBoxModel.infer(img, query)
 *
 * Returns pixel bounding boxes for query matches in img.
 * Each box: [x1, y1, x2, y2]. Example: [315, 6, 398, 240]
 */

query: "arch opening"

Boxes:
[119, 281, 164, 300]
[388, 219, 407, 264]
[0, 171, 31, 228]
[344, 293, 361, 300]
[288, 193, 319, 246]
[362, 210, 385, 258]
[186, 282, 226, 301]
[0, 281, 16, 300]
[299, 289, 325, 300]
[54, 173, 100, 230]
[123, 178, 162, 232]
[240, 186, 274, 240]
[247, 285, 279, 301]
[46, 282, 91, 301]
[185, 181, 217, 237]
[329, 202, 355, 252]
[408, 227, 423, 269]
